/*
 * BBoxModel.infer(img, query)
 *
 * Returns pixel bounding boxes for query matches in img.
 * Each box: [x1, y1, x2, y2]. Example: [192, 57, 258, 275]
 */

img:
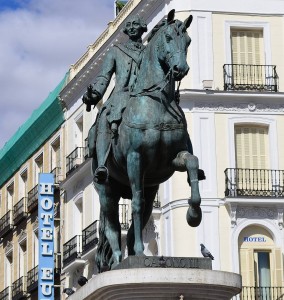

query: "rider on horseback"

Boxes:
[82, 15, 148, 183]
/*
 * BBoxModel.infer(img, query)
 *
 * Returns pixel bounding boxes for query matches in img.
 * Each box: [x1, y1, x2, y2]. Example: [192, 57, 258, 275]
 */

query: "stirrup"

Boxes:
[94, 166, 109, 183]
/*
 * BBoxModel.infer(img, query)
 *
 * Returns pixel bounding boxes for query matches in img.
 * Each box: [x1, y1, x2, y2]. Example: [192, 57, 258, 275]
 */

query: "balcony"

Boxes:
[0, 287, 11, 300]
[119, 204, 129, 230]
[27, 265, 38, 293]
[12, 277, 27, 300]
[13, 197, 27, 225]
[51, 167, 63, 184]
[82, 220, 99, 255]
[223, 64, 278, 92]
[232, 286, 284, 299]
[63, 235, 84, 269]
[0, 211, 13, 238]
[225, 168, 284, 198]
[66, 147, 85, 176]
[27, 185, 38, 213]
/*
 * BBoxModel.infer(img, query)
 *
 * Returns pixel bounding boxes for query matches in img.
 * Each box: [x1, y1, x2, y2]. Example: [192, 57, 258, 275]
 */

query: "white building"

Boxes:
[59, 0, 284, 298]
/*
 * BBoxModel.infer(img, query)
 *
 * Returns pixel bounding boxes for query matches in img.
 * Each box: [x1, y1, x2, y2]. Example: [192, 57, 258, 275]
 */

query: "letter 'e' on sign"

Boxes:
[38, 173, 55, 300]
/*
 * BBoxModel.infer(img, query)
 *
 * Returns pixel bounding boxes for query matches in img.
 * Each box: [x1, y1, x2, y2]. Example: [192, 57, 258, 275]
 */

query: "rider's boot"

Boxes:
[111, 122, 118, 137]
[94, 124, 111, 184]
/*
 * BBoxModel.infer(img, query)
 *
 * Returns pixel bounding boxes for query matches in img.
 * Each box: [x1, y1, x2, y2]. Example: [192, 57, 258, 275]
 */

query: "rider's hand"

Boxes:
[82, 86, 100, 106]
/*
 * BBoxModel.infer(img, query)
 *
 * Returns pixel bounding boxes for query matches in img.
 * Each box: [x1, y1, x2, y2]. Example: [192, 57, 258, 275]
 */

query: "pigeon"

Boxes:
[63, 288, 75, 296]
[200, 243, 214, 260]
[78, 275, 88, 286]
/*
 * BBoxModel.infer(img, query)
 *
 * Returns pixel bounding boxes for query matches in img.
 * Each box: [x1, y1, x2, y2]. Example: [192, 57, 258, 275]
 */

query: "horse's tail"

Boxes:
[96, 211, 113, 272]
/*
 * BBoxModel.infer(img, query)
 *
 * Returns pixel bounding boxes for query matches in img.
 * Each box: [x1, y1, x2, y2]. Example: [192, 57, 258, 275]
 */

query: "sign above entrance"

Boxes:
[243, 236, 266, 242]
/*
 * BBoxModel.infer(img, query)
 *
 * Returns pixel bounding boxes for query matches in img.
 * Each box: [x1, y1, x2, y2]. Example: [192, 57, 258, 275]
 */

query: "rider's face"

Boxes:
[125, 20, 143, 40]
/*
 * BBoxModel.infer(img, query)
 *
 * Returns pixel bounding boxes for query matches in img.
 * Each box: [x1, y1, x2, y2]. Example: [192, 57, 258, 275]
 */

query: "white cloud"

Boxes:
[0, 0, 114, 148]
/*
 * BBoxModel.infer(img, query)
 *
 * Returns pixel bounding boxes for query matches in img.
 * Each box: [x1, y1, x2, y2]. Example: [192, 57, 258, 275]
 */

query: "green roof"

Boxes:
[0, 72, 68, 188]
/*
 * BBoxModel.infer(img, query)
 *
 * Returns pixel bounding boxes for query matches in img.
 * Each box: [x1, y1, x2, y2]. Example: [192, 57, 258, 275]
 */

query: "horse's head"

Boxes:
[157, 10, 192, 81]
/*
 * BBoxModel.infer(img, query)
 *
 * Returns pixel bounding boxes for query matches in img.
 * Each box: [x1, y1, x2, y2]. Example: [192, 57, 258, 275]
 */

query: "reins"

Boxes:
[130, 68, 172, 98]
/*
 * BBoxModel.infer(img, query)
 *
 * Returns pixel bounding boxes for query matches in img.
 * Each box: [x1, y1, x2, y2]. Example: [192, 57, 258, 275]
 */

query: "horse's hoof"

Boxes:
[94, 166, 108, 184]
[186, 205, 202, 227]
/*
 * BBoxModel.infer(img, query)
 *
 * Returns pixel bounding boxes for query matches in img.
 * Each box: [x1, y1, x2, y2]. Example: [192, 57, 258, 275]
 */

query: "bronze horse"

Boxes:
[92, 10, 204, 272]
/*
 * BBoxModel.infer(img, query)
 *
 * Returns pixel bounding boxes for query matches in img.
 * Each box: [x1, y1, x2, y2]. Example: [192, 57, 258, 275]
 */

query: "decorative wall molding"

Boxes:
[5, 241, 13, 256]
[18, 229, 27, 244]
[193, 102, 284, 113]
[33, 217, 39, 231]
[229, 204, 283, 230]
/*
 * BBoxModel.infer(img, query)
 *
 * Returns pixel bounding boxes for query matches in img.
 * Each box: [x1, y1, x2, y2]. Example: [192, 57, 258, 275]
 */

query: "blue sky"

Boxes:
[0, 0, 114, 148]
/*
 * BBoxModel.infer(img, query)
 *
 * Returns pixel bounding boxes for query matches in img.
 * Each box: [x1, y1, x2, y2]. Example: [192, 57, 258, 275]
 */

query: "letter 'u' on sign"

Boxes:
[38, 173, 55, 300]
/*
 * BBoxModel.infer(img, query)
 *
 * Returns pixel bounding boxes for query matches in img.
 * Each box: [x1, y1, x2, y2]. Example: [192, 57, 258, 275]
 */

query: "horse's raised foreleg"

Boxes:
[172, 151, 202, 227]
[127, 152, 145, 255]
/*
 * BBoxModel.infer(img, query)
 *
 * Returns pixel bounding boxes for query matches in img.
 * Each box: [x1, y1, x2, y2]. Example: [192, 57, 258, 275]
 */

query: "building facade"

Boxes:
[59, 0, 284, 298]
[0, 75, 67, 300]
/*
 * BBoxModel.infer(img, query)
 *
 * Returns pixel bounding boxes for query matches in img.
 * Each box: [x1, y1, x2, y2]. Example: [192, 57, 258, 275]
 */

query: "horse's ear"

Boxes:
[167, 9, 175, 23]
[184, 15, 193, 29]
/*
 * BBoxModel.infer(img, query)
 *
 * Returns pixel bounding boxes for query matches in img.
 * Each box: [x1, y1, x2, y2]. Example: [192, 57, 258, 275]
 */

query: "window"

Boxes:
[235, 125, 269, 169]
[5, 254, 13, 287]
[229, 29, 267, 89]
[239, 226, 283, 289]
[33, 230, 39, 267]
[34, 153, 43, 184]
[19, 170, 28, 199]
[231, 29, 264, 65]
[51, 137, 61, 171]
[18, 240, 27, 278]
[6, 183, 14, 211]
[255, 251, 271, 288]
[75, 116, 83, 148]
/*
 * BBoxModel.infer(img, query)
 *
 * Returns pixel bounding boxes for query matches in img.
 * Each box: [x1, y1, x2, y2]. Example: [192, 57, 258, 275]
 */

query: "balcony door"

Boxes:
[231, 29, 264, 87]
[235, 125, 270, 195]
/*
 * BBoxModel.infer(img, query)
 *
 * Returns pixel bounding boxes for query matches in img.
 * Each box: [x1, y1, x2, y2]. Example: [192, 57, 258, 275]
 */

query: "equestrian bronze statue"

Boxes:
[82, 10, 205, 272]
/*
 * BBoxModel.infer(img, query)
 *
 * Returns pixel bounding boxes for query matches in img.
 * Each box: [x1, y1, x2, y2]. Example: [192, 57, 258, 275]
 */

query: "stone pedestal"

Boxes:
[68, 257, 241, 300]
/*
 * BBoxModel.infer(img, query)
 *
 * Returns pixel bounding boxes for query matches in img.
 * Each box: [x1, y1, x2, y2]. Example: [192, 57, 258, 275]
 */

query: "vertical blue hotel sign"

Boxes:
[38, 173, 55, 299]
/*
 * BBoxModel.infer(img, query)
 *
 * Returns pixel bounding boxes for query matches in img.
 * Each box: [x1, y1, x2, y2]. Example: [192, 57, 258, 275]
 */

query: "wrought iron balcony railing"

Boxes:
[232, 286, 284, 299]
[119, 204, 129, 230]
[84, 137, 89, 159]
[12, 276, 27, 300]
[63, 235, 82, 267]
[0, 211, 13, 238]
[82, 220, 99, 255]
[27, 184, 38, 213]
[223, 64, 278, 92]
[0, 287, 11, 300]
[51, 167, 63, 184]
[27, 265, 38, 293]
[66, 147, 85, 176]
[225, 168, 284, 198]
[13, 197, 27, 225]
[153, 191, 161, 208]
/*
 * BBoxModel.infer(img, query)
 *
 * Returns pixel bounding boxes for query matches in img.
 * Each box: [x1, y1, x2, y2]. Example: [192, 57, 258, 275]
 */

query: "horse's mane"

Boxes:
[147, 19, 184, 43]
[147, 19, 167, 42]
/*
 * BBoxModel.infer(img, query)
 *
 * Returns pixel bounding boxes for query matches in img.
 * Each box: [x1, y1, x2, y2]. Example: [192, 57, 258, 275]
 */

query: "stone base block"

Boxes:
[69, 268, 241, 300]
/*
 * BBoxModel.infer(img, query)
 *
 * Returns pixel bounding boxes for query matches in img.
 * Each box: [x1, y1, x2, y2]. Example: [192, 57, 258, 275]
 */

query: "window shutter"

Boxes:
[235, 125, 269, 169]
[272, 248, 283, 286]
[240, 248, 255, 286]
[231, 29, 263, 65]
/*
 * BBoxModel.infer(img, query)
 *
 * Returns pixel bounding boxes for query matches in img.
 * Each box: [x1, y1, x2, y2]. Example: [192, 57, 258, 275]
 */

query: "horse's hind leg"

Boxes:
[172, 151, 202, 227]
[127, 152, 145, 255]
[127, 185, 159, 255]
